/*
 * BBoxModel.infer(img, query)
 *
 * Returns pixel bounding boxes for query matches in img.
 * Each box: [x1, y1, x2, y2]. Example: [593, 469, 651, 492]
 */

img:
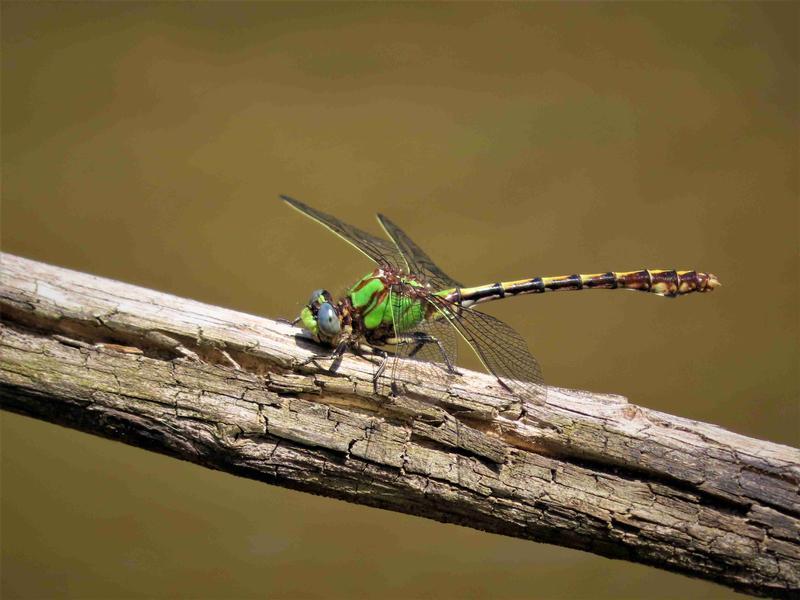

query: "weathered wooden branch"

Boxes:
[1, 252, 797, 597]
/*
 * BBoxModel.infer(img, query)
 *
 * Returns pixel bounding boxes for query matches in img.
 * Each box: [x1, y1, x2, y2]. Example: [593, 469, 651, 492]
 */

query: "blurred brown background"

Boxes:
[2, 2, 797, 599]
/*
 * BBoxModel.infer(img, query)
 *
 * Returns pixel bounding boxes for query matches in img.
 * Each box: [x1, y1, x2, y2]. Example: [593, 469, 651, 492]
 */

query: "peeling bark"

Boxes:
[1, 252, 797, 597]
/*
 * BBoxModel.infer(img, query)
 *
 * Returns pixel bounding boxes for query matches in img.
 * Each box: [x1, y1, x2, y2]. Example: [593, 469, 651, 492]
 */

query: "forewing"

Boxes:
[377, 214, 463, 289]
[282, 195, 406, 270]
[447, 305, 546, 405]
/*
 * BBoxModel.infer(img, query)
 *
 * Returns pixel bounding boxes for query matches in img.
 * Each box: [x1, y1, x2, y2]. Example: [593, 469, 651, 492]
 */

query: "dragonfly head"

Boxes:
[299, 289, 342, 344]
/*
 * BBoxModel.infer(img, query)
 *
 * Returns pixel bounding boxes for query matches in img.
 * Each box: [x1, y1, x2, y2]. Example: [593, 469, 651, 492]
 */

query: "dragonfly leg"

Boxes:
[373, 352, 390, 395]
[276, 317, 301, 326]
[352, 342, 386, 366]
[295, 354, 321, 368]
[327, 341, 349, 372]
[388, 332, 460, 375]
[295, 340, 348, 371]
[353, 343, 391, 395]
[496, 378, 514, 393]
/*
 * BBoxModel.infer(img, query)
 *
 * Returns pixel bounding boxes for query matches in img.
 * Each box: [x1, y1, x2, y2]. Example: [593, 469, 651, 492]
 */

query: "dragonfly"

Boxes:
[283, 195, 720, 405]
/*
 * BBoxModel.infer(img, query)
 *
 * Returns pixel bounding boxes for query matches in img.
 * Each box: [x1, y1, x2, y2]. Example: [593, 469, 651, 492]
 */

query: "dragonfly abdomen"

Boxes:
[455, 269, 720, 306]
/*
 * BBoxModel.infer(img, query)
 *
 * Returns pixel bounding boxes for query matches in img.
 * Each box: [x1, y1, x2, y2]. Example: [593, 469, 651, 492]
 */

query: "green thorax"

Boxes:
[348, 271, 435, 333]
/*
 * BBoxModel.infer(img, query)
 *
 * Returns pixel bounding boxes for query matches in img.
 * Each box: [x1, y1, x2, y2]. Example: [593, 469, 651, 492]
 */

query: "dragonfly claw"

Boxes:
[276, 317, 301, 326]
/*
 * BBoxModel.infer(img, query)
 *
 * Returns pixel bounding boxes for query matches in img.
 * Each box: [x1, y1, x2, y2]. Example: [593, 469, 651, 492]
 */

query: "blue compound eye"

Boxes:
[308, 289, 326, 306]
[317, 302, 341, 337]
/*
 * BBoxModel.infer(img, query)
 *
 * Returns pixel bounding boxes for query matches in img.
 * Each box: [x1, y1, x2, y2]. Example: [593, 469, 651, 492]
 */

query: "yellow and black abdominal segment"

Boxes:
[450, 270, 720, 307]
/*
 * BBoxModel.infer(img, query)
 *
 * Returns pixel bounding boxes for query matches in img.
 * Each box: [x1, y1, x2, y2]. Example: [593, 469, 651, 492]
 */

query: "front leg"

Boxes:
[295, 340, 348, 372]
[276, 316, 301, 326]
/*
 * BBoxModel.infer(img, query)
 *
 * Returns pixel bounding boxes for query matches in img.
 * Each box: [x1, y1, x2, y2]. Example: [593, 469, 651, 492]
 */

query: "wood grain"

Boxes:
[1, 252, 797, 597]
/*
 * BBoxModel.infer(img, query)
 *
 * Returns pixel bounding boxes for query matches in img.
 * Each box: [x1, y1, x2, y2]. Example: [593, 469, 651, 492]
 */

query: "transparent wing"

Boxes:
[377, 214, 463, 289]
[282, 195, 407, 271]
[380, 288, 459, 397]
[392, 298, 459, 371]
[441, 301, 546, 405]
